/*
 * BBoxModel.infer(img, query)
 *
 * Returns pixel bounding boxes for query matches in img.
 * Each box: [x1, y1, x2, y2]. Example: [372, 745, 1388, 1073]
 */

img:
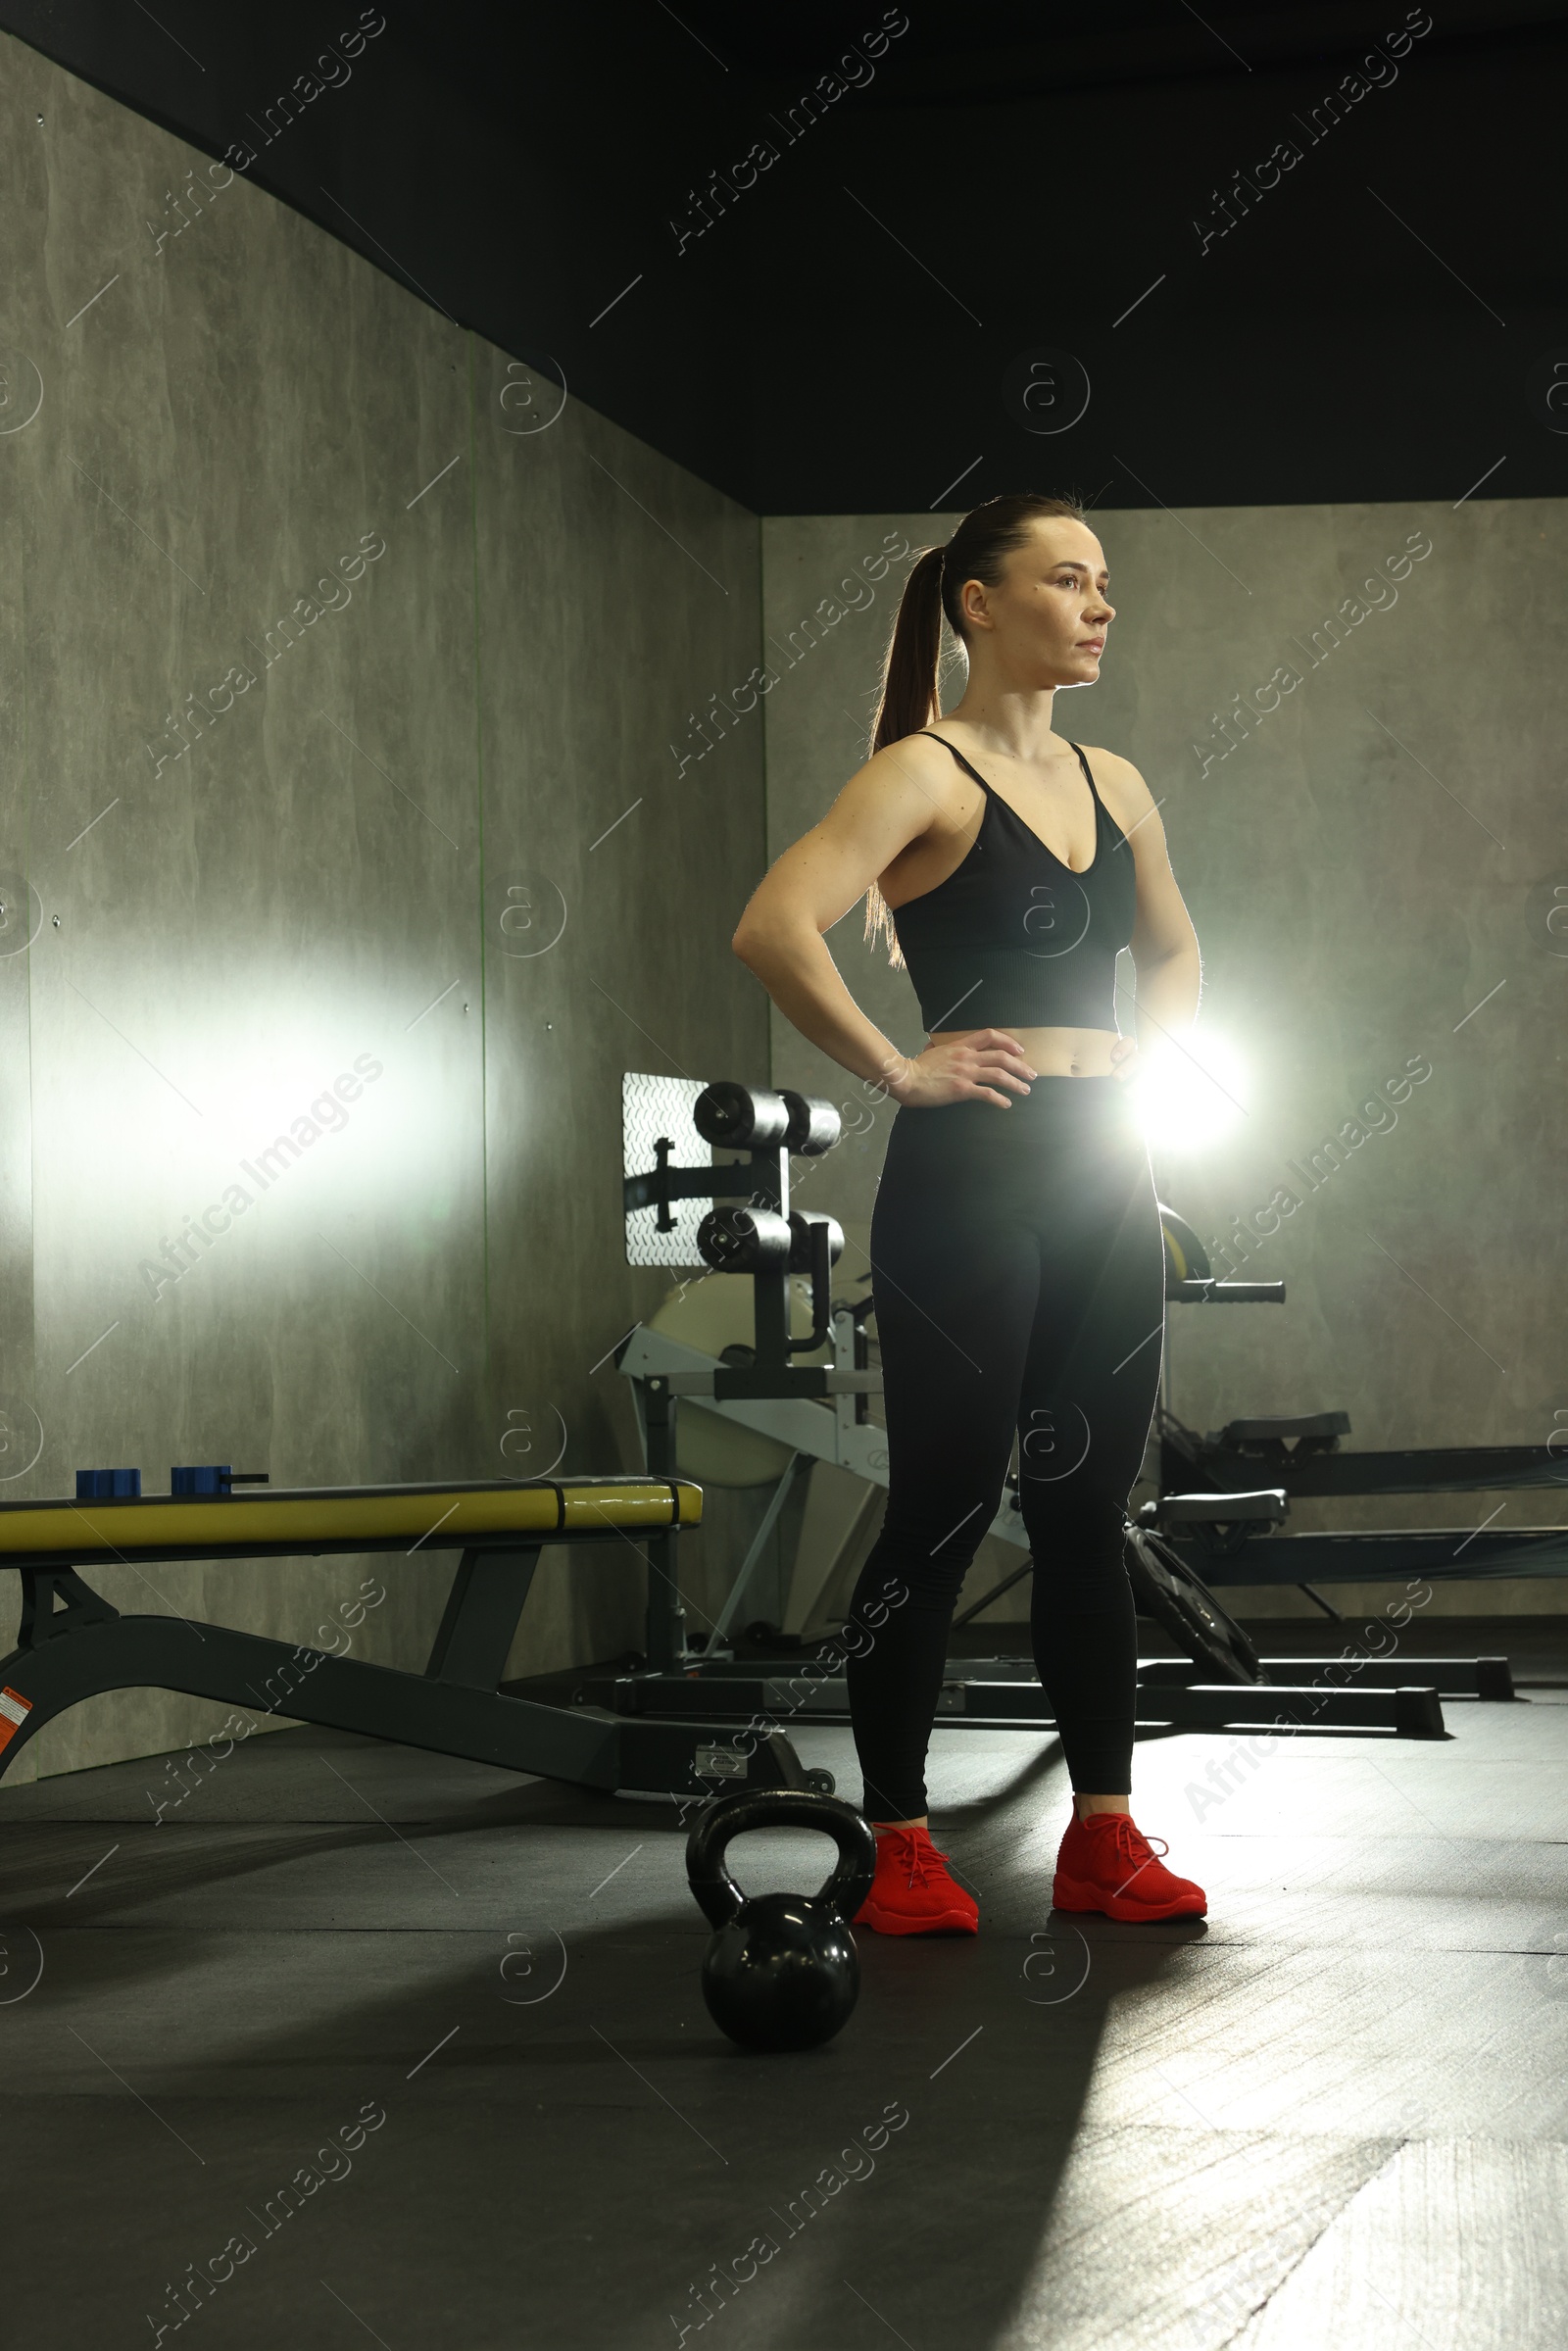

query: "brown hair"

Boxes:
[863, 489, 1089, 967]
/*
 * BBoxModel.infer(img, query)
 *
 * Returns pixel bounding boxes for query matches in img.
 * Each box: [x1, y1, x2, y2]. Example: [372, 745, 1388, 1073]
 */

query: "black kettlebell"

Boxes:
[685, 1786, 878, 2054]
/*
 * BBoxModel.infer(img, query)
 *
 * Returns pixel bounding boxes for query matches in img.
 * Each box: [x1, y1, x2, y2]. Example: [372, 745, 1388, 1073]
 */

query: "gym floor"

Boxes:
[2, 1624, 1565, 2350]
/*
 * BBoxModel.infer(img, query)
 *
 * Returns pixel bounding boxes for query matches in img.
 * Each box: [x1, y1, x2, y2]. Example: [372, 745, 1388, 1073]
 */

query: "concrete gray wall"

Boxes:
[5, 32, 1563, 1795]
[760, 503, 1568, 1624]
[0, 33, 767, 1779]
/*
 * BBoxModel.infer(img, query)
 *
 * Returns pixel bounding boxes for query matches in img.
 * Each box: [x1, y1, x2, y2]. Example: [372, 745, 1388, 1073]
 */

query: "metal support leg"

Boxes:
[0, 1608, 824, 1795]
[710, 1451, 806, 1642]
[951, 1553, 1034, 1632]
[642, 1376, 688, 1671]
[18, 1568, 122, 1646]
[424, 1547, 539, 1688]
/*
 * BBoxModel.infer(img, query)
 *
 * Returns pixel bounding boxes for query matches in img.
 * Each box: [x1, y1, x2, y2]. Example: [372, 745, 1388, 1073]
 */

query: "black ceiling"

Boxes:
[6, 1, 1567, 514]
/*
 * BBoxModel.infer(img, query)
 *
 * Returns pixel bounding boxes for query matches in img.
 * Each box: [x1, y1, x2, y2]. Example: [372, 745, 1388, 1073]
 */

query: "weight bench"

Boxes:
[0, 1477, 821, 1802]
[1152, 1410, 1568, 1587]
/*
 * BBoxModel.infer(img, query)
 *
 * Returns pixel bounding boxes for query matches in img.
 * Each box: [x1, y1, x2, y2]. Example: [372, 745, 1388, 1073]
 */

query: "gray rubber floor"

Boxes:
[2, 1680, 1566, 2349]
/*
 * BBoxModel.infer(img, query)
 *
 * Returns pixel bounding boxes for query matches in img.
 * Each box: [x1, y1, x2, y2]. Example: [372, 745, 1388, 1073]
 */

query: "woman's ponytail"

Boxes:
[862, 543, 946, 967]
[869, 542, 946, 756]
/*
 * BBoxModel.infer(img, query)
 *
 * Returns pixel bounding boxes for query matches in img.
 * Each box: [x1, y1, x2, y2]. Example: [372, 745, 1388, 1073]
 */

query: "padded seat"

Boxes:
[1215, 1411, 1350, 1446]
[0, 1477, 702, 1566]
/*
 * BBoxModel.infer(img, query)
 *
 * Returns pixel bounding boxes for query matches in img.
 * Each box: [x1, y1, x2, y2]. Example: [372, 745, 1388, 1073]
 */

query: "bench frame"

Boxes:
[0, 1492, 817, 1806]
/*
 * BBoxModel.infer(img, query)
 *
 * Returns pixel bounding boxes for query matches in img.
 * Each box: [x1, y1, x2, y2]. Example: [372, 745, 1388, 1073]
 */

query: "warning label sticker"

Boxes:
[0, 1686, 33, 1753]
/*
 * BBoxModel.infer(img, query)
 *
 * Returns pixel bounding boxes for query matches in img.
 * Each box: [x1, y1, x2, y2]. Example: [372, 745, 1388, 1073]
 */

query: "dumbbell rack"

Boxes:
[591, 1079, 1513, 1753]
[617, 1079, 864, 1682]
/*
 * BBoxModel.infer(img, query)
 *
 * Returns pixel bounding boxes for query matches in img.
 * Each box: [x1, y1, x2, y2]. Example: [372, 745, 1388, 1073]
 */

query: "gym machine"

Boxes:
[608, 1075, 1516, 1751]
[1140, 1215, 1566, 1605]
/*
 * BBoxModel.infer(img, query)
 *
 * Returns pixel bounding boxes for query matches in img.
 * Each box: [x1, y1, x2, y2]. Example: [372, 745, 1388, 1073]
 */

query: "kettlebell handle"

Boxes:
[685, 1787, 878, 1934]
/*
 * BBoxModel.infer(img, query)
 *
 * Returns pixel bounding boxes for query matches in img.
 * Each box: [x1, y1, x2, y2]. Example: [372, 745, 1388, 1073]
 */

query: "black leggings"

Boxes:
[844, 1074, 1165, 1822]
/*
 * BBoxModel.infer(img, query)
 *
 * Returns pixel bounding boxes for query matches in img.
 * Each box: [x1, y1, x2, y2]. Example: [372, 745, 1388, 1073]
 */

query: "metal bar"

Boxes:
[1166, 1280, 1284, 1304]
[710, 1452, 805, 1641]
[1168, 1529, 1568, 1583]
[622, 1164, 757, 1212]
[570, 1666, 1445, 1739]
[940, 1680, 1446, 1732]
[640, 1377, 688, 1671]
[0, 1614, 818, 1797]
[952, 1553, 1034, 1630]
[1131, 1681, 1446, 1736]
[0, 1614, 620, 1785]
[1135, 1654, 1514, 1698]
[423, 1547, 540, 1688]
[576, 1673, 818, 1718]
[1162, 1443, 1568, 1498]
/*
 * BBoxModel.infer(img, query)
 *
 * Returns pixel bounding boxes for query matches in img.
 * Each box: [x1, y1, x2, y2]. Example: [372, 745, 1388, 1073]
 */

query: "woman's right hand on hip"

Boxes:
[884, 1031, 1039, 1110]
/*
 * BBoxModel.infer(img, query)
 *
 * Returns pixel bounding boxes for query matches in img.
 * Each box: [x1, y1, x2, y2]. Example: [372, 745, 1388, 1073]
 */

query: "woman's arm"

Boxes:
[732, 738, 1037, 1111]
[1095, 750, 1202, 1067]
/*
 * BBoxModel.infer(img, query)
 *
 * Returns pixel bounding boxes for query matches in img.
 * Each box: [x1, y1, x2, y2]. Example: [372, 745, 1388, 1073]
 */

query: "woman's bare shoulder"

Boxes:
[842, 728, 969, 811]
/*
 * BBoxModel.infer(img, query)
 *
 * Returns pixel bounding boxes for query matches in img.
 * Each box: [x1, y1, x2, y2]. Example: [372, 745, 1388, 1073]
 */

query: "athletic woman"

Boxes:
[732, 491, 1206, 1934]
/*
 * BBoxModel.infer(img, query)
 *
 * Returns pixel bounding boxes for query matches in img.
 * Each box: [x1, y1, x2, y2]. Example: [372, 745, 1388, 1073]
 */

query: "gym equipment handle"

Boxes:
[787, 1211, 844, 1355]
[1167, 1278, 1285, 1303]
[685, 1786, 878, 1933]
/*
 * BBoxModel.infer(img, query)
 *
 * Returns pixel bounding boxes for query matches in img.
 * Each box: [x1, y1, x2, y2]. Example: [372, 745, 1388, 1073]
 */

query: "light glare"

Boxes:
[1128, 1027, 1249, 1154]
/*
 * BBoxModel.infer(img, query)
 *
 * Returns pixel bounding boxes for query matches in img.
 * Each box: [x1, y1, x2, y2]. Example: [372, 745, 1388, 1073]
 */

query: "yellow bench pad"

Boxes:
[0, 1478, 703, 1560]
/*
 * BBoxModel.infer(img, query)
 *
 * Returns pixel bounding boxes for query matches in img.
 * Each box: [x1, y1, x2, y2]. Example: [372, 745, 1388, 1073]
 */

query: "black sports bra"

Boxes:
[889, 732, 1136, 1034]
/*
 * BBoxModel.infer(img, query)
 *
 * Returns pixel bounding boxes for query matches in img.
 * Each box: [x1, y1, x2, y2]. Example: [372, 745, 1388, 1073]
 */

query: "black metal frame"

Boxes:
[0, 1498, 823, 1806]
[569, 1657, 1469, 1739]
[613, 1113, 1516, 1741]
[1149, 1404, 1568, 1585]
[625, 1109, 870, 1676]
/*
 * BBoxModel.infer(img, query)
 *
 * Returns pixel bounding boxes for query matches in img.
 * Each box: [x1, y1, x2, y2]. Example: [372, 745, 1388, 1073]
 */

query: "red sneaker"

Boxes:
[1053, 1810, 1206, 1923]
[853, 1825, 979, 1936]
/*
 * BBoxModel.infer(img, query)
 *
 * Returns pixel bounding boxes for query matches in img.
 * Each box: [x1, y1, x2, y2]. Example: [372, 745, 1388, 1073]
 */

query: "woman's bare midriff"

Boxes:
[928, 1025, 1119, 1078]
